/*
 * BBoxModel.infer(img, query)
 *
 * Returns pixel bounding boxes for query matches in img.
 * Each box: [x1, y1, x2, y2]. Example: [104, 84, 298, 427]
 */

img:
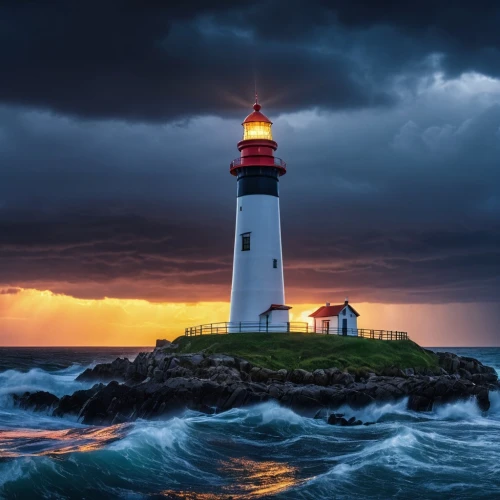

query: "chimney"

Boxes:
[344, 297, 349, 305]
[326, 302, 330, 307]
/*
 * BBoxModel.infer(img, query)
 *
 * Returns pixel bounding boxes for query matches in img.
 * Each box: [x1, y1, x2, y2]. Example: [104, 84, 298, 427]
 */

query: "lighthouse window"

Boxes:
[241, 233, 251, 251]
[273, 259, 278, 268]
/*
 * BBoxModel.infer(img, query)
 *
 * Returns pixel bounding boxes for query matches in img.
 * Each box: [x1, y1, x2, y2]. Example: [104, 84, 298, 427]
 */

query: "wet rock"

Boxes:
[327, 413, 364, 426]
[408, 394, 433, 412]
[289, 369, 310, 384]
[14, 391, 60, 412]
[327, 413, 344, 425]
[76, 357, 132, 383]
[331, 371, 355, 386]
[153, 368, 164, 383]
[45, 346, 500, 423]
[475, 388, 491, 412]
[312, 369, 328, 386]
[53, 384, 104, 417]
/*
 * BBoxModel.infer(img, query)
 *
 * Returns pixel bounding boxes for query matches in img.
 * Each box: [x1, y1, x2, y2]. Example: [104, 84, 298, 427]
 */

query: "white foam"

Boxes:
[0, 366, 91, 406]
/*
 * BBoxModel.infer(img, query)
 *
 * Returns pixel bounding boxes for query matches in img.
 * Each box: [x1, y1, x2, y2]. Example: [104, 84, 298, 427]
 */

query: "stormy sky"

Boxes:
[1, 1, 499, 336]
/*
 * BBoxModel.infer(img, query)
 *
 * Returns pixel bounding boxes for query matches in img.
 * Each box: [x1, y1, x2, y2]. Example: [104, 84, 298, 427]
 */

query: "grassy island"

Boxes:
[172, 333, 438, 373]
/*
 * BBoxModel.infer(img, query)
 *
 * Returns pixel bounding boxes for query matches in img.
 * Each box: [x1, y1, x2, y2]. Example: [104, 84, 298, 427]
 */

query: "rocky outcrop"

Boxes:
[156, 339, 170, 348]
[436, 351, 498, 383]
[14, 348, 500, 425]
[13, 391, 60, 412]
[327, 413, 365, 426]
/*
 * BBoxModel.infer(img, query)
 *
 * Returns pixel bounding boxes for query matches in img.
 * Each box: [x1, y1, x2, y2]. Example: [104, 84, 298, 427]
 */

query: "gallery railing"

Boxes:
[229, 156, 287, 173]
[184, 322, 408, 340]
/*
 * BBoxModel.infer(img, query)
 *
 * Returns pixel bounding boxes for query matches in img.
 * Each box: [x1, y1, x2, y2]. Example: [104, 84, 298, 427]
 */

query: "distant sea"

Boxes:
[1, 346, 500, 499]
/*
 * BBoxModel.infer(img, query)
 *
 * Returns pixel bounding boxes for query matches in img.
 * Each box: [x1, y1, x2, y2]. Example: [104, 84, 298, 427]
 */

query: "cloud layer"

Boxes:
[0, 2, 499, 307]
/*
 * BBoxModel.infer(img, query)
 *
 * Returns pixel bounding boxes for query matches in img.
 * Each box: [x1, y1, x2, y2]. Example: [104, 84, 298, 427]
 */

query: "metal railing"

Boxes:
[185, 321, 308, 336]
[315, 327, 408, 340]
[184, 322, 408, 340]
[229, 157, 287, 171]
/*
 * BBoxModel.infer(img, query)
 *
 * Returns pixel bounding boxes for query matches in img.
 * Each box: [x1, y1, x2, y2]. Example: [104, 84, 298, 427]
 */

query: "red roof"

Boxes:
[260, 304, 292, 315]
[242, 102, 272, 124]
[309, 304, 360, 318]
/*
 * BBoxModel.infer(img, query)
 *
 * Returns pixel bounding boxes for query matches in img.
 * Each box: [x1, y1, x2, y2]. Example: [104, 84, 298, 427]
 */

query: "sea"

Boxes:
[0, 347, 500, 499]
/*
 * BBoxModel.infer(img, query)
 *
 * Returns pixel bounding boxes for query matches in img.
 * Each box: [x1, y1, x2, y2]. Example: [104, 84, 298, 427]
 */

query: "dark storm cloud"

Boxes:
[1, 209, 498, 303]
[0, 2, 500, 306]
[3, 1, 500, 122]
[0, 1, 390, 122]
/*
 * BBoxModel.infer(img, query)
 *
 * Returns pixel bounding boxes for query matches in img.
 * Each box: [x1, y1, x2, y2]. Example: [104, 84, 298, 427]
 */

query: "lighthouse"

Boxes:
[229, 96, 291, 332]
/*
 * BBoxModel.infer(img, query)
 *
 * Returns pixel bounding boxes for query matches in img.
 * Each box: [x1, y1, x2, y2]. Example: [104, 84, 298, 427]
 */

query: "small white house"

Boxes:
[309, 300, 360, 335]
[259, 304, 292, 332]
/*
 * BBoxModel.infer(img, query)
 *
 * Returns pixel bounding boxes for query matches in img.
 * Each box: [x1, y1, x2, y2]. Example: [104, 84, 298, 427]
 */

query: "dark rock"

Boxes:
[313, 369, 328, 386]
[475, 389, 490, 412]
[14, 391, 60, 412]
[313, 408, 329, 419]
[76, 357, 132, 383]
[288, 369, 310, 384]
[156, 339, 170, 348]
[408, 394, 433, 412]
[43, 346, 500, 423]
[346, 390, 375, 408]
[331, 372, 355, 386]
[53, 384, 103, 417]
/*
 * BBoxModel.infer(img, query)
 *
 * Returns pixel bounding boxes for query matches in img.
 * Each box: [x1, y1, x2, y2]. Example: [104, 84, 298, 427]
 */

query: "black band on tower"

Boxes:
[236, 167, 280, 198]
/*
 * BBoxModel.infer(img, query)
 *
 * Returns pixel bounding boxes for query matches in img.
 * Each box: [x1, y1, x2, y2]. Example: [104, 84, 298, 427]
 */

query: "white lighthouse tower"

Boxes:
[229, 97, 291, 332]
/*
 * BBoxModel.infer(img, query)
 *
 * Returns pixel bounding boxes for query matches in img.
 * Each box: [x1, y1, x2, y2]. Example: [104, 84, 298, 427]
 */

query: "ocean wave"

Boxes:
[2, 400, 500, 499]
[0, 365, 91, 408]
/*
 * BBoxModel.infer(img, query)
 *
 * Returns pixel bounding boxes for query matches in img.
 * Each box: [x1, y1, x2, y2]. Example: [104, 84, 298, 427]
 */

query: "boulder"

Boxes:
[76, 357, 132, 382]
[327, 413, 364, 426]
[14, 391, 60, 412]
[156, 339, 170, 348]
[312, 369, 329, 386]
[408, 394, 433, 412]
[53, 384, 104, 417]
[331, 371, 355, 386]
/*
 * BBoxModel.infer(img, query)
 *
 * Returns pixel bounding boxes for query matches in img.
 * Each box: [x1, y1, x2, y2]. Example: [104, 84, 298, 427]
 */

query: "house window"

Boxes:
[239, 206, 242, 211]
[241, 232, 250, 251]
[343, 309, 346, 316]
[273, 259, 278, 268]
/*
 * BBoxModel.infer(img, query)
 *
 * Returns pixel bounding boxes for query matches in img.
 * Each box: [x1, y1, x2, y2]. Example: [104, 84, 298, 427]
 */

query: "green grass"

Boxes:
[171, 333, 438, 373]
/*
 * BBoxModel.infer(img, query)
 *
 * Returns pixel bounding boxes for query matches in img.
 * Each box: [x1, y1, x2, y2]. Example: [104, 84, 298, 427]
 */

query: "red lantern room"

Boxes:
[229, 96, 287, 176]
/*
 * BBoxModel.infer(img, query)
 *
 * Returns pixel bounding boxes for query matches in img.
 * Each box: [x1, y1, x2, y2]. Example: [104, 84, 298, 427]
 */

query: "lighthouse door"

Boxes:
[342, 318, 348, 336]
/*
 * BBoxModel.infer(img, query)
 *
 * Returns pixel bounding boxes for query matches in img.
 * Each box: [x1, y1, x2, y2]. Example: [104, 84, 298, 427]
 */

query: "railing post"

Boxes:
[239, 321, 242, 333]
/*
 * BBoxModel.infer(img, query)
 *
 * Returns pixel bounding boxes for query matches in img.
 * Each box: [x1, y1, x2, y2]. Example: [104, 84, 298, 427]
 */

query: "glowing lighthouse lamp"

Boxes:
[229, 96, 291, 332]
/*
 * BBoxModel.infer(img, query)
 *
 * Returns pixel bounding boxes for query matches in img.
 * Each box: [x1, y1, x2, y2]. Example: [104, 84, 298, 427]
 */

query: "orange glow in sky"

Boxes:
[0, 288, 497, 346]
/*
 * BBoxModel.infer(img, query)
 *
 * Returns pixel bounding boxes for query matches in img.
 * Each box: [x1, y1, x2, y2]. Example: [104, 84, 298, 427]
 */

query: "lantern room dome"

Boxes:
[242, 101, 273, 141]
[242, 102, 272, 124]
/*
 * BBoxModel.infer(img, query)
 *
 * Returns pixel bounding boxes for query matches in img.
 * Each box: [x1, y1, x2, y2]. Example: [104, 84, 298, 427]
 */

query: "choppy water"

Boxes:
[0, 347, 500, 499]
